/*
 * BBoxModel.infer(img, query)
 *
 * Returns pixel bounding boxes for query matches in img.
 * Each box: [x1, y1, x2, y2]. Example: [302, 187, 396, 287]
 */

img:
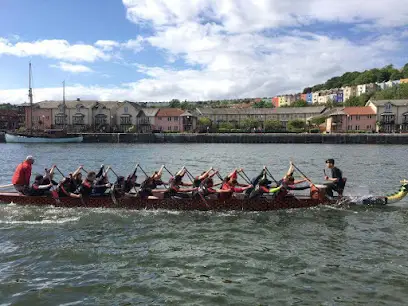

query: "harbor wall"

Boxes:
[78, 133, 408, 144]
[2, 132, 408, 144]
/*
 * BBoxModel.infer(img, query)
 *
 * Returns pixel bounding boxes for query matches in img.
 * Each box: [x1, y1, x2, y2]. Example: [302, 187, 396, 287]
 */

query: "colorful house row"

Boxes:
[271, 78, 407, 108]
[22, 100, 197, 133]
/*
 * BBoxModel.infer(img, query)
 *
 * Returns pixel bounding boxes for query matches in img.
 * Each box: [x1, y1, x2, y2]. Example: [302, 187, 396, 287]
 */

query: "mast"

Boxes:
[62, 80, 66, 129]
[28, 62, 33, 135]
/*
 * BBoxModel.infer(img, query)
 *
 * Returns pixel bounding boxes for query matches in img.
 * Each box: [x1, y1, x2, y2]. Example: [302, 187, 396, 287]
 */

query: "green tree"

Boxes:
[218, 122, 234, 130]
[287, 119, 306, 132]
[402, 63, 408, 78]
[264, 120, 283, 132]
[309, 116, 326, 126]
[292, 99, 307, 107]
[302, 87, 312, 94]
[390, 70, 403, 80]
[198, 117, 212, 127]
[169, 99, 181, 108]
[240, 118, 260, 130]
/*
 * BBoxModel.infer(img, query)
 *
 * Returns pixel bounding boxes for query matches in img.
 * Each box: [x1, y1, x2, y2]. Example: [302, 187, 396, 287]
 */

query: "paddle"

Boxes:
[0, 184, 14, 188]
[291, 162, 320, 191]
[265, 167, 279, 185]
[184, 167, 210, 208]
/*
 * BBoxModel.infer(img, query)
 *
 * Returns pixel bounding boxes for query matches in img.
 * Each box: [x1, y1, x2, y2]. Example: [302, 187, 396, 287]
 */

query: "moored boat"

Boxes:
[0, 181, 406, 211]
[5, 131, 83, 143]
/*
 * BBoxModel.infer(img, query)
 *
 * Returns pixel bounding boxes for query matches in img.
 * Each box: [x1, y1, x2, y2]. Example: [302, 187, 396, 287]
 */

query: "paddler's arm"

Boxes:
[198, 167, 213, 180]
[37, 183, 54, 190]
[285, 161, 295, 178]
[72, 166, 83, 178]
[268, 186, 281, 193]
[181, 181, 193, 186]
[208, 169, 219, 179]
[156, 165, 164, 177]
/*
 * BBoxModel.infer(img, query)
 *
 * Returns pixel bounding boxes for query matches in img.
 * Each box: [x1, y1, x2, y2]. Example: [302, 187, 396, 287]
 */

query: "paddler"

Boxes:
[76, 171, 96, 199]
[92, 166, 112, 196]
[29, 174, 54, 196]
[165, 167, 197, 198]
[12, 155, 34, 194]
[196, 176, 231, 199]
[324, 158, 344, 197]
[137, 165, 167, 199]
[218, 172, 253, 200]
[193, 167, 214, 187]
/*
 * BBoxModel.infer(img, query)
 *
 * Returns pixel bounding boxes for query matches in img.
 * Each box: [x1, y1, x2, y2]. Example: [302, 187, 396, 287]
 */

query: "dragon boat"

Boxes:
[0, 181, 407, 211]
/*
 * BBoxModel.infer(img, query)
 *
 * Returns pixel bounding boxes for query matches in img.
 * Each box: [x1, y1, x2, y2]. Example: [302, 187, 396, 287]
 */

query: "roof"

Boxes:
[33, 100, 122, 109]
[196, 106, 326, 115]
[343, 107, 375, 116]
[142, 108, 160, 117]
[367, 99, 408, 106]
[156, 108, 185, 117]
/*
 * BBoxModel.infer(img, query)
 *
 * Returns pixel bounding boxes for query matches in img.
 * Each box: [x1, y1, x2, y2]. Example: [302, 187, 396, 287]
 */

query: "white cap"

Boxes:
[26, 155, 34, 161]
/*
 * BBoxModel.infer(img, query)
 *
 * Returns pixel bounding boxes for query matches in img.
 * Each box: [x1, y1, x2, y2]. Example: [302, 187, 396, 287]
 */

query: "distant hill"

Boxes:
[302, 63, 408, 93]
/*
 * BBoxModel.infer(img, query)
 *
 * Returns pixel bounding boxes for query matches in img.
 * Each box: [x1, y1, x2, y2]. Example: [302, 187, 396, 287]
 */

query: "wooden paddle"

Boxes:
[184, 167, 210, 208]
[0, 184, 14, 188]
[291, 162, 320, 191]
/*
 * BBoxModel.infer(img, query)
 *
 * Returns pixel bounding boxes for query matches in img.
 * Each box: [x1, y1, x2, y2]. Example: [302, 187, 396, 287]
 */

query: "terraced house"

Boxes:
[366, 99, 408, 133]
[195, 107, 327, 130]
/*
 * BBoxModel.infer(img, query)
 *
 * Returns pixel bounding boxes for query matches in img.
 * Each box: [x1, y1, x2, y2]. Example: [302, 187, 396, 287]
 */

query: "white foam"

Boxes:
[0, 217, 80, 225]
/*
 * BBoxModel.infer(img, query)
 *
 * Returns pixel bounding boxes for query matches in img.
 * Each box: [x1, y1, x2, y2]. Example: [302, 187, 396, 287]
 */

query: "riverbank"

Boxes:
[2, 132, 408, 144]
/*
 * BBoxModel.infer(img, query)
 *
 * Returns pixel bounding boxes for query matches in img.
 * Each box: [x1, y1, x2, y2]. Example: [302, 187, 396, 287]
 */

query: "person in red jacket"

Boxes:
[12, 155, 35, 194]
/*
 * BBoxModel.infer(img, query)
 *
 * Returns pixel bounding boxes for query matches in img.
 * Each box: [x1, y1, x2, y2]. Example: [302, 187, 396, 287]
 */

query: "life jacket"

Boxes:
[193, 177, 201, 188]
[218, 182, 233, 200]
[29, 182, 45, 196]
[12, 161, 32, 185]
[79, 180, 93, 196]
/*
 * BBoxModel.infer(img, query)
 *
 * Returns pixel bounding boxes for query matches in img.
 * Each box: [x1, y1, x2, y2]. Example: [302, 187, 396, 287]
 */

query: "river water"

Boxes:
[1, 143, 408, 305]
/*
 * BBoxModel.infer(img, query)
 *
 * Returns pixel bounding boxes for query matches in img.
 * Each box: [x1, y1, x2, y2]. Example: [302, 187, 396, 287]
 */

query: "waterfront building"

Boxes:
[155, 108, 197, 132]
[325, 107, 376, 133]
[0, 109, 24, 131]
[367, 99, 408, 133]
[195, 107, 326, 130]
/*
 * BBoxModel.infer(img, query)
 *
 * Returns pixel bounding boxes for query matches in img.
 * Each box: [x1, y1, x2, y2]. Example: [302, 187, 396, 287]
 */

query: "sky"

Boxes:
[0, 0, 407, 104]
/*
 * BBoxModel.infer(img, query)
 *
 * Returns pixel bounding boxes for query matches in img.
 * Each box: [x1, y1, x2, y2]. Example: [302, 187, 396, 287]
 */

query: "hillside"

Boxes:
[303, 63, 408, 93]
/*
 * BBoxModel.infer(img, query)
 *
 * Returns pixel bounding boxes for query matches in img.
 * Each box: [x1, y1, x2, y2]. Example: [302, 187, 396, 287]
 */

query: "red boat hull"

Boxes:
[0, 192, 334, 211]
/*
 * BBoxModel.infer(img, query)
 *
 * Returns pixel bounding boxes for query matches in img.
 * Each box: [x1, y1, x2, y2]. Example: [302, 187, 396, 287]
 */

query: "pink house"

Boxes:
[326, 107, 376, 133]
[25, 105, 53, 130]
[155, 108, 197, 132]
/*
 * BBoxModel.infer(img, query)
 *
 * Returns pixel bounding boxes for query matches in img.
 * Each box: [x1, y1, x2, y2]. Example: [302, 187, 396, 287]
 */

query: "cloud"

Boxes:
[0, 38, 110, 62]
[50, 62, 93, 73]
[123, 0, 408, 32]
[0, 0, 407, 104]
[95, 40, 120, 51]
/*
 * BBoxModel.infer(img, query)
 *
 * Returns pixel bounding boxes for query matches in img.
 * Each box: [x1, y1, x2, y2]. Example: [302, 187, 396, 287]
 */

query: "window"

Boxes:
[356, 115, 360, 120]
[367, 125, 371, 129]
[120, 116, 131, 124]
[95, 114, 107, 125]
[349, 116, 352, 120]
[167, 117, 171, 121]
[168, 126, 171, 131]
[355, 125, 360, 130]
[55, 115, 65, 125]
[158, 117, 162, 120]
[368, 115, 372, 119]
[174, 117, 178, 121]
[124, 106, 128, 113]
[73, 115, 84, 125]
[174, 126, 179, 131]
